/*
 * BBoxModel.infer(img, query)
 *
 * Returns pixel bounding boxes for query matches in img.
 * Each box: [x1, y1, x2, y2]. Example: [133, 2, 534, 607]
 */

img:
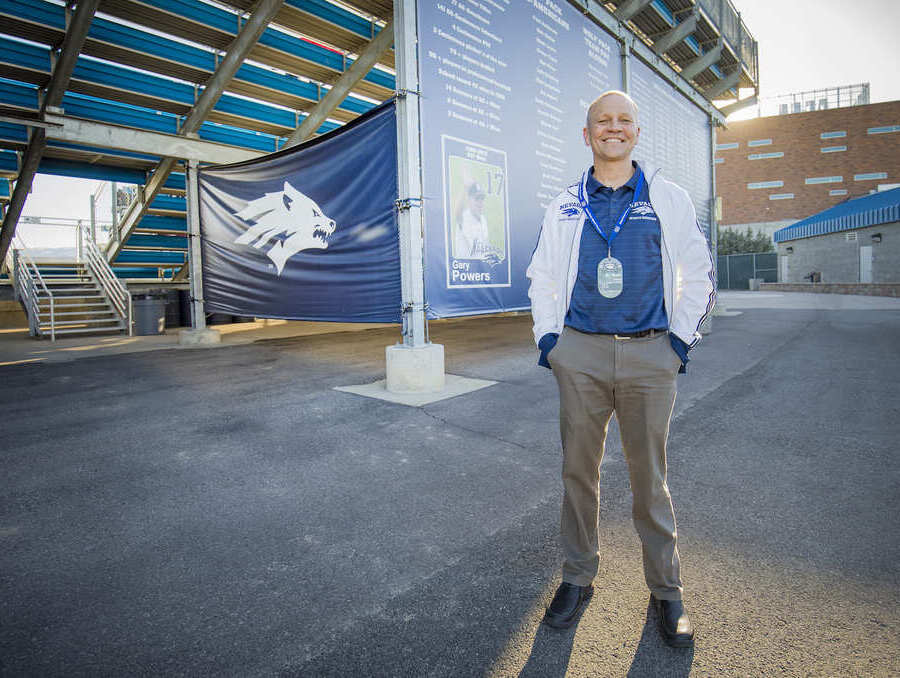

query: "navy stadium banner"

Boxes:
[198, 101, 401, 323]
[416, 1, 710, 317]
[629, 57, 712, 235]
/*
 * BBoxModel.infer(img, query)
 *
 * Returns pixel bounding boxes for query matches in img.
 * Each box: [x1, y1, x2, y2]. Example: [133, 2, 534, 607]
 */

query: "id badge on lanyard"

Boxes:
[578, 168, 644, 299]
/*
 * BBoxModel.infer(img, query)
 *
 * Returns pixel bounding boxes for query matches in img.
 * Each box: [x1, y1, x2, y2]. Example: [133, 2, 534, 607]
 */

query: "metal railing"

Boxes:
[10, 236, 56, 340]
[697, 0, 758, 83]
[78, 223, 133, 336]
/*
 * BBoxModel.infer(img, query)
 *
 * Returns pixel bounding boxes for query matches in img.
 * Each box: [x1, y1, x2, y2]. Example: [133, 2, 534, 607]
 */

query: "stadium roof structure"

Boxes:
[774, 188, 900, 243]
[0, 0, 758, 279]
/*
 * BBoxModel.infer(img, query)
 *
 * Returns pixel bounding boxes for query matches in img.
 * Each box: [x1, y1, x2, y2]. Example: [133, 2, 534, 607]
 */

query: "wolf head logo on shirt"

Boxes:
[631, 202, 657, 218]
[233, 182, 336, 275]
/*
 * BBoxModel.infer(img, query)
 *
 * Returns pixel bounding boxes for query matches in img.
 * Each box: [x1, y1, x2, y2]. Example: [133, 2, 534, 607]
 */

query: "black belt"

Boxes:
[608, 328, 666, 340]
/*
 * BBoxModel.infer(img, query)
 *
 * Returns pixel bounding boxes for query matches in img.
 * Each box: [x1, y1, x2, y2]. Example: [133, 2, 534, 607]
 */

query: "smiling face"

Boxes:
[583, 93, 640, 164]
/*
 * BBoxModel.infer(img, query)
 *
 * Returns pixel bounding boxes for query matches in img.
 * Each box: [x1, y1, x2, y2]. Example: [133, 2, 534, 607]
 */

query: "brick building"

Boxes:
[714, 100, 900, 238]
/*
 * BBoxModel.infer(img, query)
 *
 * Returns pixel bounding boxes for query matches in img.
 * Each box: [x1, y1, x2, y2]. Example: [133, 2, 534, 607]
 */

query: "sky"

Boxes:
[16, 0, 900, 241]
[731, 0, 900, 105]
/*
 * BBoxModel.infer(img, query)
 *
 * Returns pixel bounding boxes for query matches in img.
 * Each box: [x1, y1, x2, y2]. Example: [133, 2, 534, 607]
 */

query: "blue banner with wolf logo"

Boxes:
[198, 101, 401, 323]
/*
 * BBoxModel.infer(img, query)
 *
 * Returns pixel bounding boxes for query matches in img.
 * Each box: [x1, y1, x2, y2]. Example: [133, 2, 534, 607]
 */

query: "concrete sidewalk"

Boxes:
[1, 292, 898, 676]
[0, 317, 397, 367]
[2, 290, 898, 367]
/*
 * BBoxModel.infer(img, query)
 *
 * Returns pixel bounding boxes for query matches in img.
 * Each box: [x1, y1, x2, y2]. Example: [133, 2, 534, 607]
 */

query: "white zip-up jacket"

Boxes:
[526, 164, 716, 348]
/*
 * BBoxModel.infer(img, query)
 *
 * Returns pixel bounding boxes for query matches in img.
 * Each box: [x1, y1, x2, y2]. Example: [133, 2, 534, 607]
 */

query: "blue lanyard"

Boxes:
[577, 167, 644, 250]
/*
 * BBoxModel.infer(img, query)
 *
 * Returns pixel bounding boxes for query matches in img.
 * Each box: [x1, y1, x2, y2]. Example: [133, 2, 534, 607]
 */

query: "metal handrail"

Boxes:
[78, 224, 132, 336]
[11, 236, 56, 340]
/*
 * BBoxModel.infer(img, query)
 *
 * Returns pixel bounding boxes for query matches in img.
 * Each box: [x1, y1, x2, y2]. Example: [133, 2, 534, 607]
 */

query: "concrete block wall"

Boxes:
[716, 100, 900, 226]
[0, 300, 28, 330]
[776, 222, 900, 283]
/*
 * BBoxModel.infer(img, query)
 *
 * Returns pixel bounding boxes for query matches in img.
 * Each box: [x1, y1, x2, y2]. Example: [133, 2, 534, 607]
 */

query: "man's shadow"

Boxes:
[517, 620, 579, 678]
[626, 598, 694, 677]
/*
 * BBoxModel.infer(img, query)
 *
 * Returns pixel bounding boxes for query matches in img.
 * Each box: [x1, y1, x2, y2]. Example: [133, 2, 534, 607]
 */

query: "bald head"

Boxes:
[585, 91, 639, 128]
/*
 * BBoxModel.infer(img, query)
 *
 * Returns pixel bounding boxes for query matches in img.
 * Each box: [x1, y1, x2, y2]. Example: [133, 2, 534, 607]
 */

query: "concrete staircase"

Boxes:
[32, 262, 127, 337]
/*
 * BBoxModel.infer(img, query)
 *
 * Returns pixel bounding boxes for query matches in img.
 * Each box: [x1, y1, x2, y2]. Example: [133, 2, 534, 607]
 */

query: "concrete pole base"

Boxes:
[178, 328, 222, 346]
[385, 343, 445, 394]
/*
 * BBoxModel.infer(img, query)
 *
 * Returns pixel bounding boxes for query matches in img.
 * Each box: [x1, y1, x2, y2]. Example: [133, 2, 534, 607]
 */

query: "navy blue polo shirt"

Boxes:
[565, 163, 669, 334]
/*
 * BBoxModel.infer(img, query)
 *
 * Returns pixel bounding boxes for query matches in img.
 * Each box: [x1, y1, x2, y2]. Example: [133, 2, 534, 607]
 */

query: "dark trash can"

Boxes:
[133, 297, 167, 335]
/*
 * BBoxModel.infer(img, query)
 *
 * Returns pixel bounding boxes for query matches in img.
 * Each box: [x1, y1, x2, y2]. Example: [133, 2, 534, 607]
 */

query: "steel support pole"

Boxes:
[182, 0, 285, 134]
[615, 0, 653, 22]
[284, 21, 395, 148]
[704, 69, 741, 101]
[110, 180, 118, 243]
[186, 159, 206, 331]
[106, 0, 283, 261]
[394, 0, 426, 348]
[0, 0, 101, 264]
[621, 40, 631, 93]
[680, 40, 723, 82]
[710, 120, 718, 264]
[703, 116, 719, 324]
[651, 11, 698, 57]
[90, 194, 97, 244]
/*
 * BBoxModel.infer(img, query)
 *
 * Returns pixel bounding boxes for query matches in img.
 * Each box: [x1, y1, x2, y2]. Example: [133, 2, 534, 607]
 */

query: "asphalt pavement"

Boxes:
[1, 292, 899, 677]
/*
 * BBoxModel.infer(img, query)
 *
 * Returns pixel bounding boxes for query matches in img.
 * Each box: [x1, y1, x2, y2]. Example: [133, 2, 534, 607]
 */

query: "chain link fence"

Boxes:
[717, 252, 776, 290]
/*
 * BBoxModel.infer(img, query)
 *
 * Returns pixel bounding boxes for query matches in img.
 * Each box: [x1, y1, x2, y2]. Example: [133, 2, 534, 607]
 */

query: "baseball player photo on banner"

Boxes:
[441, 135, 511, 288]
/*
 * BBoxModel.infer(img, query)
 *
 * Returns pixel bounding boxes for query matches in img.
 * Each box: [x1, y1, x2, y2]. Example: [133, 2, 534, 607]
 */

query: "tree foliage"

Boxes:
[717, 227, 774, 255]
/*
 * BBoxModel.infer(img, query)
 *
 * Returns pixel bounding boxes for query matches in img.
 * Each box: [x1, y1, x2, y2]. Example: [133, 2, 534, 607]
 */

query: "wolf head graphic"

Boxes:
[233, 181, 336, 275]
[631, 203, 656, 217]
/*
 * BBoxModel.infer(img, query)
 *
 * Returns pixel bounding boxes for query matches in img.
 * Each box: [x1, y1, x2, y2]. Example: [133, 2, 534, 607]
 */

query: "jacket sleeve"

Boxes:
[671, 188, 716, 348]
[525, 203, 560, 347]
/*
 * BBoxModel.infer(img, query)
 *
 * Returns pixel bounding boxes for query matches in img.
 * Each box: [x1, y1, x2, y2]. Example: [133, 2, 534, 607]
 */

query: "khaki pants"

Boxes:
[548, 327, 684, 600]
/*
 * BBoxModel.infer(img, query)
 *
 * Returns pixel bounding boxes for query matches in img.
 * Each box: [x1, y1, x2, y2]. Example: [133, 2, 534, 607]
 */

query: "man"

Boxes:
[454, 182, 491, 259]
[454, 181, 504, 265]
[526, 90, 715, 647]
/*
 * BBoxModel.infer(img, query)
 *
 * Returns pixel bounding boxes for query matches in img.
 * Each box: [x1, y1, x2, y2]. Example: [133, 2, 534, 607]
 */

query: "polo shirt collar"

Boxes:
[586, 161, 641, 195]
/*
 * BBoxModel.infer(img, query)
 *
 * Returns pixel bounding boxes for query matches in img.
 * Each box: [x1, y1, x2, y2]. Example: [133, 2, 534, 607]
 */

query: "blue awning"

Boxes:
[774, 188, 900, 242]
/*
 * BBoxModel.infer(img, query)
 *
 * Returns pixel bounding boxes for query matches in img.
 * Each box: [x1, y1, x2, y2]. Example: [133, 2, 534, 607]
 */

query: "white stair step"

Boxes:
[40, 282, 98, 287]
[40, 310, 116, 318]
[39, 291, 103, 298]
[39, 299, 106, 306]
[40, 318, 122, 328]
[39, 299, 105, 306]
[41, 325, 126, 336]
[34, 264, 85, 269]
[42, 302, 110, 310]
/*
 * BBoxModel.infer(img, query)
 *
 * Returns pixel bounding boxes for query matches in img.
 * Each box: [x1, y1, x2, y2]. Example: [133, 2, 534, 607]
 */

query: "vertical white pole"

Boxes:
[90, 194, 97, 244]
[700, 118, 717, 329]
[110, 181, 118, 244]
[710, 121, 718, 261]
[186, 159, 207, 331]
[394, 0, 426, 348]
[385, 0, 445, 394]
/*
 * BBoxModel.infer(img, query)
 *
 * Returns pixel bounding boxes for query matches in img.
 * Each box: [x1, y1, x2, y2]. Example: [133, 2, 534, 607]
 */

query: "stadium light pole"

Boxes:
[387, 0, 445, 394]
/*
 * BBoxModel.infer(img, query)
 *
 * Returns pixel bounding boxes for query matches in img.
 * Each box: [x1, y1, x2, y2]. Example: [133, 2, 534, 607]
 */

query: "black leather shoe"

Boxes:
[651, 595, 695, 647]
[542, 582, 593, 629]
